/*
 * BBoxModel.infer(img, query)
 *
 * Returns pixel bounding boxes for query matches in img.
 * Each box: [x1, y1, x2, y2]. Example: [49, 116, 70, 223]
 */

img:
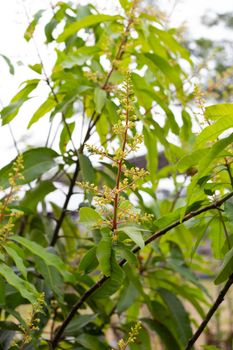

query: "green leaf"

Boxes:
[59, 121, 75, 153]
[0, 276, 5, 306]
[0, 54, 14, 74]
[24, 10, 44, 41]
[119, 0, 132, 11]
[64, 314, 97, 336]
[4, 243, 27, 279]
[142, 53, 182, 89]
[225, 199, 233, 223]
[79, 153, 95, 184]
[177, 149, 207, 172]
[115, 242, 137, 266]
[120, 226, 145, 249]
[117, 281, 139, 313]
[185, 133, 233, 212]
[151, 27, 192, 63]
[28, 97, 57, 128]
[28, 63, 42, 74]
[78, 247, 98, 274]
[96, 236, 112, 276]
[143, 318, 181, 350]
[214, 246, 233, 284]
[200, 135, 233, 175]
[21, 181, 56, 211]
[10, 236, 70, 281]
[0, 263, 38, 304]
[0, 148, 58, 189]
[92, 255, 124, 299]
[79, 207, 102, 228]
[35, 257, 64, 303]
[76, 333, 108, 350]
[195, 115, 233, 147]
[205, 103, 233, 120]
[143, 125, 157, 186]
[131, 73, 179, 134]
[94, 87, 107, 114]
[1, 79, 39, 124]
[57, 14, 122, 42]
[157, 288, 192, 346]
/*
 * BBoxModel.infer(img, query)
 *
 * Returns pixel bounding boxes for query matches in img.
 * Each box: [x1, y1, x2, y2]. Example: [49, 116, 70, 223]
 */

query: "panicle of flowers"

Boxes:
[113, 322, 142, 350]
[78, 72, 153, 233]
[0, 155, 24, 246]
[12, 293, 45, 348]
[193, 84, 206, 120]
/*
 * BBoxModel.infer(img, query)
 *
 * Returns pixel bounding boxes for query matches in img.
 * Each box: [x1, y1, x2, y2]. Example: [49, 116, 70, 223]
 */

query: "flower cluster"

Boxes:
[114, 322, 142, 350]
[78, 73, 153, 234]
[12, 293, 45, 348]
[0, 155, 24, 246]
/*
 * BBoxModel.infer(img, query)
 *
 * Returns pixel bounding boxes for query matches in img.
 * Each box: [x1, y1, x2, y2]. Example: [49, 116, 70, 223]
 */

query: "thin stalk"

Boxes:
[112, 91, 130, 231]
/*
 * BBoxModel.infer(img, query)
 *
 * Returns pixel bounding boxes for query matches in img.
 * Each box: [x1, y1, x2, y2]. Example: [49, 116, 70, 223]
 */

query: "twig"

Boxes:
[50, 190, 233, 347]
[184, 274, 233, 350]
[8, 123, 20, 154]
[49, 160, 80, 246]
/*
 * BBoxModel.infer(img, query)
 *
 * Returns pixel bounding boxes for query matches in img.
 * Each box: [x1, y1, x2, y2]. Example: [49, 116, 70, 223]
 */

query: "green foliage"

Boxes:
[0, 1, 232, 349]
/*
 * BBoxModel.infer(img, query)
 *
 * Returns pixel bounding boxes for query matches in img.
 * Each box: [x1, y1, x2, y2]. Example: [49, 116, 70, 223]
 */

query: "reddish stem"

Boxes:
[112, 88, 130, 231]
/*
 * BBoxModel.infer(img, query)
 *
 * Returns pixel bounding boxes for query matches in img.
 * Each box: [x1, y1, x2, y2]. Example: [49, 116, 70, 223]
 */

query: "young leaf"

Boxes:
[195, 115, 233, 147]
[142, 53, 182, 89]
[24, 10, 44, 41]
[205, 103, 233, 120]
[28, 97, 57, 128]
[94, 87, 107, 114]
[120, 226, 145, 249]
[28, 63, 42, 74]
[79, 207, 102, 228]
[1, 79, 39, 124]
[57, 14, 122, 42]
[59, 121, 75, 153]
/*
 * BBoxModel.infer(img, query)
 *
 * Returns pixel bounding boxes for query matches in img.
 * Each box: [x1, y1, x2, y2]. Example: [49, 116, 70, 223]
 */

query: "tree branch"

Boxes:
[50, 191, 233, 347]
[185, 273, 233, 350]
